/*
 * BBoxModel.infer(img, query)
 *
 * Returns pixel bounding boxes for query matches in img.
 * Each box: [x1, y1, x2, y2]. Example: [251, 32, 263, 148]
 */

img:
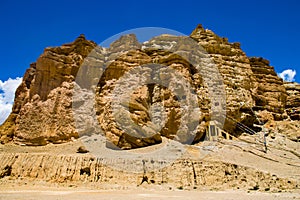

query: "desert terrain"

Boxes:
[0, 121, 299, 199]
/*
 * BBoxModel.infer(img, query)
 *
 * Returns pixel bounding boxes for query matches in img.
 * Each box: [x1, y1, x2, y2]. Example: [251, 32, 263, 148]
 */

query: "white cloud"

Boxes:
[0, 77, 22, 125]
[278, 69, 297, 82]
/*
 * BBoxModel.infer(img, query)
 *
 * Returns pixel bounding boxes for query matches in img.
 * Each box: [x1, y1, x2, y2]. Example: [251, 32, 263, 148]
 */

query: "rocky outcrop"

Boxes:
[82, 34, 213, 149]
[284, 82, 300, 120]
[249, 57, 287, 121]
[0, 24, 298, 147]
[0, 35, 96, 145]
[191, 25, 263, 134]
[190, 25, 292, 133]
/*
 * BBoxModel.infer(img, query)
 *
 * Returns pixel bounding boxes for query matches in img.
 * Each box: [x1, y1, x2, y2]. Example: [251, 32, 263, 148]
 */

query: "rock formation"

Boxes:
[0, 25, 298, 148]
[249, 57, 287, 120]
[0, 35, 96, 145]
[0, 153, 297, 191]
[284, 82, 300, 120]
[190, 25, 288, 133]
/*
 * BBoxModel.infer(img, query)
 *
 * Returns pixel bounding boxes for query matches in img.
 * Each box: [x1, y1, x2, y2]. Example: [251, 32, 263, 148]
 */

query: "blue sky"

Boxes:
[0, 0, 299, 82]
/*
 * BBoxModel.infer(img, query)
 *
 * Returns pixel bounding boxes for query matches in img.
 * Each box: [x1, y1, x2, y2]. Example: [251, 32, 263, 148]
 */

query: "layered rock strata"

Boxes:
[284, 82, 300, 120]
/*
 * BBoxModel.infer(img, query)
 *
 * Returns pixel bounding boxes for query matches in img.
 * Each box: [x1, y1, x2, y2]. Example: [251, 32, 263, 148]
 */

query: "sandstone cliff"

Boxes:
[190, 25, 288, 133]
[284, 82, 300, 120]
[0, 35, 96, 145]
[0, 25, 298, 148]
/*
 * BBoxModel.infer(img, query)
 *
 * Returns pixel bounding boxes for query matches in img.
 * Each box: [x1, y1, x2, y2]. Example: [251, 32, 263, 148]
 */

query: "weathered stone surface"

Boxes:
[0, 152, 298, 191]
[191, 25, 257, 134]
[249, 57, 287, 121]
[95, 36, 210, 148]
[31, 34, 96, 101]
[189, 25, 294, 134]
[0, 25, 298, 147]
[0, 35, 96, 145]
[14, 82, 77, 145]
[285, 82, 300, 120]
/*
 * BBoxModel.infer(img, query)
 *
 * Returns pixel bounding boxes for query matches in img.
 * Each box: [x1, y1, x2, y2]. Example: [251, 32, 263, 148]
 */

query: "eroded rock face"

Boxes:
[78, 35, 213, 149]
[0, 35, 96, 145]
[285, 82, 300, 120]
[0, 153, 298, 191]
[191, 25, 262, 134]
[0, 25, 297, 147]
[15, 82, 76, 145]
[190, 25, 291, 134]
[249, 57, 287, 121]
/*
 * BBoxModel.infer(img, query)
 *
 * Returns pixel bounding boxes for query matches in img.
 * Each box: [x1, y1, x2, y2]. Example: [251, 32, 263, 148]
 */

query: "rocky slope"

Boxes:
[0, 132, 299, 192]
[0, 154, 297, 191]
[0, 25, 298, 149]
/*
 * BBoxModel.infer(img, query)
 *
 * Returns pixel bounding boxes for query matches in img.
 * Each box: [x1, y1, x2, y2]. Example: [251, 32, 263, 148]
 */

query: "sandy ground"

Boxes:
[0, 189, 299, 200]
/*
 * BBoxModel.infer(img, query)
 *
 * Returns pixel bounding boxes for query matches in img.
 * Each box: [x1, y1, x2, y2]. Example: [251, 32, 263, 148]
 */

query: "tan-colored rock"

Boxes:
[0, 25, 298, 148]
[191, 25, 258, 135]
[0, 152, 298, 191]
[249, 57, 287, 120]
[0, 35, 96, 145]
[284, 82, 300, 120]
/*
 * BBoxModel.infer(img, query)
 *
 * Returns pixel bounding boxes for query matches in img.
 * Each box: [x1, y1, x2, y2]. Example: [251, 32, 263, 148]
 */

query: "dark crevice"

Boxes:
[191, 161, 197, 186]
[0, 165, 12, 178]
[147, 84, 155, 104]
[80, 167, 91, 176]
